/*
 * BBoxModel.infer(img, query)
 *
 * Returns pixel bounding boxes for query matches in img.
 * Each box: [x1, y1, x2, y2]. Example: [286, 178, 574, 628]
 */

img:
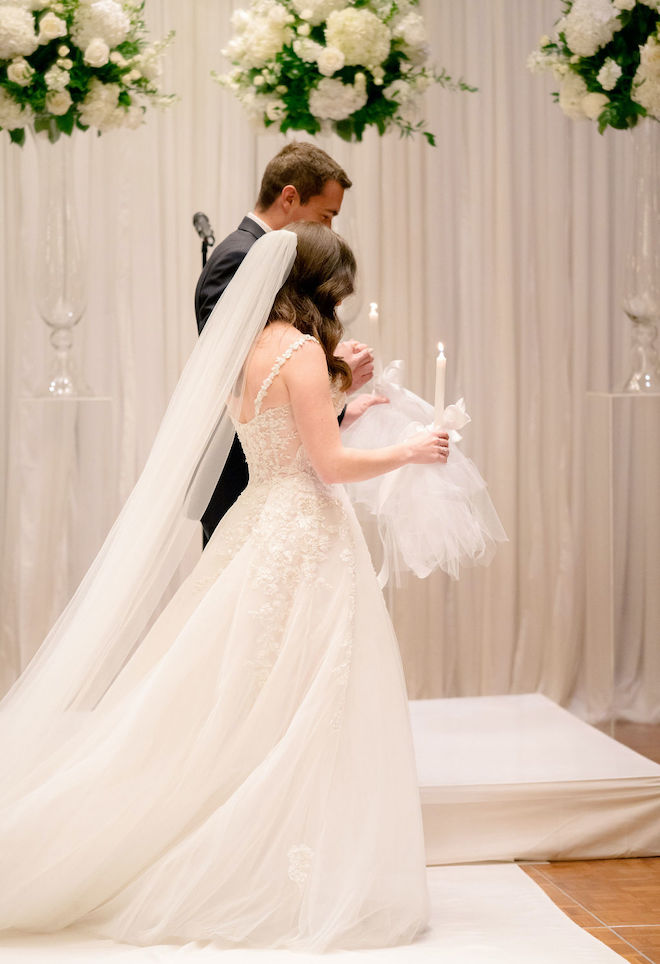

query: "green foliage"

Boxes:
[0, 1, 174, 145]
[532, 0, 660, 133]
[217, 0, 475, 145]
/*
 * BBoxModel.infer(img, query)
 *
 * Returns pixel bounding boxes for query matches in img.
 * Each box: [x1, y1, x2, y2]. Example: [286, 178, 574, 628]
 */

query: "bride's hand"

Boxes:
[406, 429, 450, 465]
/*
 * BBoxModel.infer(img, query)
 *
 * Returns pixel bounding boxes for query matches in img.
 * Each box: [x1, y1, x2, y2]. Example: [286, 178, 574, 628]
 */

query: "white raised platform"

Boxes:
[411, 693, 660, 865]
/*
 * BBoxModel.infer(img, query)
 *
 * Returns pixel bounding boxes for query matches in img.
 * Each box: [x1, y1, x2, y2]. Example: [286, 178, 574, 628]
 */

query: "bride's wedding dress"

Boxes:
[0, 334, 429, 952]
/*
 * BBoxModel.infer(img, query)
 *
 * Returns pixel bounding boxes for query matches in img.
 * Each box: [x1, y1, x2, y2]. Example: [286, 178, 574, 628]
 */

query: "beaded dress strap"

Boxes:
[254, 334, 318, 415]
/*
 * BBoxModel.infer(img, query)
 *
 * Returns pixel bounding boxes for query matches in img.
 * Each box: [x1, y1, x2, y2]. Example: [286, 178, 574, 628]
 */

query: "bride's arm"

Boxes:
[284, 341, 448, 484]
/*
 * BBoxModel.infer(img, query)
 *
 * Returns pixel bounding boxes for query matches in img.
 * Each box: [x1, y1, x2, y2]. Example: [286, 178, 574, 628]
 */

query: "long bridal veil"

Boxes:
[0, 230, 297, 771]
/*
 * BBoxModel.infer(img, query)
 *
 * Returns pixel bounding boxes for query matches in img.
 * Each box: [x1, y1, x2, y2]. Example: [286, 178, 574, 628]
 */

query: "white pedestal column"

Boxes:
[585, 393, 660, 722]
[11, 397, 117, 677]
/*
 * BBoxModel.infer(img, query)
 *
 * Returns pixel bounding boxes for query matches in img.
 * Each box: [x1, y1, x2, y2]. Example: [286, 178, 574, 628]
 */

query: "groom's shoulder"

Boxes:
[194, 216, 263, 331]
[213, 215, 264, 257]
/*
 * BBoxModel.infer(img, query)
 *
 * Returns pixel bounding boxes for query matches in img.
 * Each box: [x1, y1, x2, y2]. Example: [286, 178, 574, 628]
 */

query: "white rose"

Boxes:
[564, 0, 621, 58]
[38, 11, 67, 42]
[309, 75, 368, 120]
[84, 38, 110, 67]
[265, 98, 286, 121]
[46, 88, 72, 115]
[71, 0, 131, 51]
[7, 57, 34, 86]
[325, 7, 390, 67]
[316, 45, 345, 76]
[0, 6, 39, 60]
[582, 91, 609, 119]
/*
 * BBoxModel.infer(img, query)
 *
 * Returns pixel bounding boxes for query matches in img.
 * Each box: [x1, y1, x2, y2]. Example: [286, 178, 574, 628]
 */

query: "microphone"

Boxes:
[192, 211, 215, 247]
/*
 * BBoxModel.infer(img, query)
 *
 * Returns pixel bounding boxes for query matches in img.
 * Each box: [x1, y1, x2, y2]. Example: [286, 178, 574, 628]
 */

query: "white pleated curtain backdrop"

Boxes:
[0, 0, 657, 721]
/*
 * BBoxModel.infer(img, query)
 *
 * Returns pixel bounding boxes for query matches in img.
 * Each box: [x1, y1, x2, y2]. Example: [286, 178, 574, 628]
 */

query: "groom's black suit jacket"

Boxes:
[194, 216, 265, 542]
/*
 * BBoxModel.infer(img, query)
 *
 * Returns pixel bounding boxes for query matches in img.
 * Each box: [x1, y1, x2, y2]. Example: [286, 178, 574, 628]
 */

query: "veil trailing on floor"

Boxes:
[0, 230, 298, 756]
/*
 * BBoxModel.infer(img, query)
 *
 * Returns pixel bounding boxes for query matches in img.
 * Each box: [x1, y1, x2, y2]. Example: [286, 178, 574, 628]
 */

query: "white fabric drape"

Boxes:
[1, 0, 657, 721]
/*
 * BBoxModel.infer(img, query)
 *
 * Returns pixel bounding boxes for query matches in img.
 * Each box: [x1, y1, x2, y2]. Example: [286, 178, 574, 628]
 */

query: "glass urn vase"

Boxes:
[33, 125, 90, 396]
[622, 119, 660, 393]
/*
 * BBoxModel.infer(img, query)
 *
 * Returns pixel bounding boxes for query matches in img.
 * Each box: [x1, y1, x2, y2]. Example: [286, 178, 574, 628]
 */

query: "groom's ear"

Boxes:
[280, 184, 300, 212]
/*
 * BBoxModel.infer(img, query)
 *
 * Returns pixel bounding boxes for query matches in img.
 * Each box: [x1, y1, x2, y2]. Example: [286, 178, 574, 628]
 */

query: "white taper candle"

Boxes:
[368, 301, 381, 382]
[433, 342, 446, 427]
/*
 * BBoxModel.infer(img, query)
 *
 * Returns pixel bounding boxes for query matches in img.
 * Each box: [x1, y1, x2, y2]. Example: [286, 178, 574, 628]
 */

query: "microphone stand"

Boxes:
[192, 212, 215, 270]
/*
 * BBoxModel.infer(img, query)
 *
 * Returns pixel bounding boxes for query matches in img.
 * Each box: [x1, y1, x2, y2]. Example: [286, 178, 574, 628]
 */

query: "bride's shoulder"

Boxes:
[260, 323, 321, 359]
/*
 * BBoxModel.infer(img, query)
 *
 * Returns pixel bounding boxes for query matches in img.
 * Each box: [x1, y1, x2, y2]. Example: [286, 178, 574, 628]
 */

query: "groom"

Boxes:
[194, 142, 375, 543]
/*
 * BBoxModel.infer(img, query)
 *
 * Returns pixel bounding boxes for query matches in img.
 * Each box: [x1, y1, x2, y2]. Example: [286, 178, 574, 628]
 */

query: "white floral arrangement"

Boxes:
[528, 0, 660, 131]
[214, 0, 475, 144]
[0, 0, 174, 144]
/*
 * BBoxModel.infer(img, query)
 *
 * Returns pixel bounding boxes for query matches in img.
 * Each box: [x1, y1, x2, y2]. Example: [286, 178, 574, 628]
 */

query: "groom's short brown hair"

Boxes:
[256, 142, 352, 209]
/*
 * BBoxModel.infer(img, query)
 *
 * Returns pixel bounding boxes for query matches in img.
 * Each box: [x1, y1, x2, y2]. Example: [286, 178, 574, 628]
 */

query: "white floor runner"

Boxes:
[0, 864, 626, 963]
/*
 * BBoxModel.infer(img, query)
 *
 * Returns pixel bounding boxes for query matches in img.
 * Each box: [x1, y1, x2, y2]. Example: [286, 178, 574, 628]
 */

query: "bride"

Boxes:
[0, 223, 449, 952]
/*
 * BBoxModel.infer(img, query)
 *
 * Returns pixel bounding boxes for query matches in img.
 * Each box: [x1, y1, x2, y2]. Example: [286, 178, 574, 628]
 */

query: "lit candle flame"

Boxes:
[437, 341, 445, 355]
[369, 302, 378, 313]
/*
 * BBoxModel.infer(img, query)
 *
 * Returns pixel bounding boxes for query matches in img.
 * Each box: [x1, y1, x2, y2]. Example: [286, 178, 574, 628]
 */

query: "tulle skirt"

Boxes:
[0, 471, 429, 951]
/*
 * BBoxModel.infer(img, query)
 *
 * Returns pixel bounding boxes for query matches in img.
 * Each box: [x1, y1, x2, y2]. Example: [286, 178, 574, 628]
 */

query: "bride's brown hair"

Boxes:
[268, 222, 356, 391]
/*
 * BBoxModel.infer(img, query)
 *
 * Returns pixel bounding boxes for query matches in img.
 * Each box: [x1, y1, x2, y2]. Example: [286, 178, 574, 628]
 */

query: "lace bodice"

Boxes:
[231, 335, 345, 487]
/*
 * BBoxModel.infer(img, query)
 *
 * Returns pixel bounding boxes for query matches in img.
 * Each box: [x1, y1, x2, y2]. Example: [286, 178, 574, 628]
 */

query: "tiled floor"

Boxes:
[522, 721, 660, 964]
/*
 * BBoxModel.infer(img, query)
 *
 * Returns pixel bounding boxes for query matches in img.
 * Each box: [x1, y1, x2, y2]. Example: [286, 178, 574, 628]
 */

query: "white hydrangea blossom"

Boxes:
[226, 0, 293, 69]
[558, 70, 589, 118]
[527, 46, 568, 76]
[292, 37, 323, 63]
[632, 35, 660, 118]
[0, 5, 39, 60]
[597, 56, 622, 89]
[44, 64, 69, 90]
[309, 73, 368, 120]
[563, 0, 621, 58]
[290, 0, 344, 27]
[71, 0, 131, 51]
[0, 0, 48, 8]
[0, 86, 32, 126]
[134, 44, 164, 82]
[325, 7, 390, 68]
[392, 10, 428, 63]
